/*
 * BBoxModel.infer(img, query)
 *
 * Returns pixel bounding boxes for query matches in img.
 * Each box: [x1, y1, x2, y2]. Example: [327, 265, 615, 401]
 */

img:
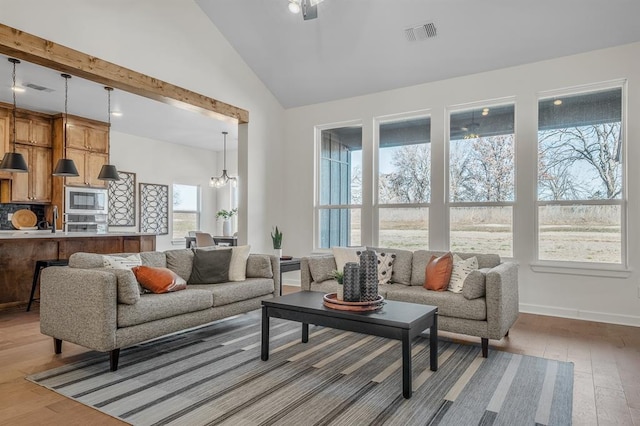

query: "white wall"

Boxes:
[0, 0, 286, 253]
[283, 42, 640, 326]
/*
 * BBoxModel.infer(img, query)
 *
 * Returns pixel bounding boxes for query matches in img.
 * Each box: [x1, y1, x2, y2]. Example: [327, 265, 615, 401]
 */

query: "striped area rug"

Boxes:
[27, 311, 573, 425]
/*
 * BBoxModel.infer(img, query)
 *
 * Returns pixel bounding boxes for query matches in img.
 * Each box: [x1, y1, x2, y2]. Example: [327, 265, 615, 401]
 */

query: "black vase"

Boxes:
[343, 262, 360, 302]
[359, 249, 378, 301]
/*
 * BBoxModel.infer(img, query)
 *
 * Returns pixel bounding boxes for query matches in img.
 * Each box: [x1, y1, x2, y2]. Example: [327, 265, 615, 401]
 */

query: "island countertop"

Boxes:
[0, 232, 156, 309]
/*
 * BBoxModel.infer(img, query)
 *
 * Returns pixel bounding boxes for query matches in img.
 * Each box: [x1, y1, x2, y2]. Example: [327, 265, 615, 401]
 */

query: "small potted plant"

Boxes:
[216, 208, 237, 236]
[330, 270, 344, 301]
[271, 226, 283, 258]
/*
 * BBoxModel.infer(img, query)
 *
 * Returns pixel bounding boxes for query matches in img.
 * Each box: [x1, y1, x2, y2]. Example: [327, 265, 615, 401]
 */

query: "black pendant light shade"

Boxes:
[0, 152, 28, 173]
[97, 164, 119, 181]
[53, 73, 80, 177]
[52, 158, 79, 176]
[0, 58, 28, 173]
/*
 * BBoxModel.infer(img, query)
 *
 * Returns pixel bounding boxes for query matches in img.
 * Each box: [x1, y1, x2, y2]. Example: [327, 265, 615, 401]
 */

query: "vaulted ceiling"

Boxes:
[197, 0, 640, 108]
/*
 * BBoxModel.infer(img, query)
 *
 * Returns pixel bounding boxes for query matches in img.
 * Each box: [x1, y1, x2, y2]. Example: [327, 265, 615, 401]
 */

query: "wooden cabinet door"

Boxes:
[14, 117, 31, 144]
[10, 144, 31, 202]
[86, 127, 109, 153]
[31, 146, 52, 202]
[66, 123, 87, 150]
[0, 117, 11, 180]
[31, 118, 52, 147]
[86, 152, 108, 188]
[64, 148, 87, 187]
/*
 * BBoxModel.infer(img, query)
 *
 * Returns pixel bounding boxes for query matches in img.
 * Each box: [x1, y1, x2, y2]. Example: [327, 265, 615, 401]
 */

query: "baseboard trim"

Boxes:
[520, 303, 640, 327]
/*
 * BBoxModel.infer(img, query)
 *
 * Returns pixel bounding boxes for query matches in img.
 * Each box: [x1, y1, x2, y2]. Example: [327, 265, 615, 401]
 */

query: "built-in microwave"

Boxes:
[65, 186, 108, 215]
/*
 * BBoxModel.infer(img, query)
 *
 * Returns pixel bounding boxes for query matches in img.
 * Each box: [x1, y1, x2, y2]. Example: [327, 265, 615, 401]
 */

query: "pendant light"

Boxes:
[52, 73, 79, 177]
[0, 58, 29, 173]
[97, 86, 120, 181]
[209, 131, 237, 188]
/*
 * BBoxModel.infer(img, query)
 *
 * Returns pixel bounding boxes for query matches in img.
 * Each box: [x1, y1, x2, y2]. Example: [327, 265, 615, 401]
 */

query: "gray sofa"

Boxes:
[301, 248, 518, 356]
[40, 249, 280, 370]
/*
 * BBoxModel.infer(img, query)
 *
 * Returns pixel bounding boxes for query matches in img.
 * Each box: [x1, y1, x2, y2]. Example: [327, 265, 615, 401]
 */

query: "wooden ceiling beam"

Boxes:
[0, 23, 249, 124]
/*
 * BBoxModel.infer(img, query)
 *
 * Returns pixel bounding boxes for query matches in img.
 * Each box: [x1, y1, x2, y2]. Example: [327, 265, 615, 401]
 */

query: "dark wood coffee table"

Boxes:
[261, 291, 438, 399]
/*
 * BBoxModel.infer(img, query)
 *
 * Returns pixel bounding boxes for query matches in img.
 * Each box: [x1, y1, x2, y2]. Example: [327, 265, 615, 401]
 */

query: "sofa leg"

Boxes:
[110, 349, 120, 371]
[481, 338, 488, 358]
[54, 338, 62, 354]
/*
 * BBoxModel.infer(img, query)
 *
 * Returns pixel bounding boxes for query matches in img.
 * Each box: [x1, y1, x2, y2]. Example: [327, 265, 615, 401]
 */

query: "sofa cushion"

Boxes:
[367, 247, 413, 285]
[246, 255, 273, 278]
[86, 267, 140, 305]
[463, 268, 490, 300]
[457, 252, 500, 269]
[332, 246, 364, 272]
[139, 251, 167, 268]
[117, 289, 213, 327]
[308, 255, 337, 283]
[188, 248, 232, 284]
[411, 250, 443, 286]
[228, 245, 251, 281]
[69, 252, 106, 269]
[424, 253, 453, 291]
[132, 266, 187, 294]
[448, 254, 478, 293]
[165, 249, 194, 281]
[309, 281, 393, 299]
[385, 286, 486, 321]
[189, 278, 274, 307]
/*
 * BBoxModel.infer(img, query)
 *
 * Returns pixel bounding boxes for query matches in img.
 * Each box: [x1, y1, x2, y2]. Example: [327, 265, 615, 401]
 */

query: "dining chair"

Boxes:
[195, 232, 215, 248]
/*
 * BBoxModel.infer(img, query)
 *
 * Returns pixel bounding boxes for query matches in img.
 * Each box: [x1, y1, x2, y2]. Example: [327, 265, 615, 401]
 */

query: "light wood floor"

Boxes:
[1, 286, 639, 425]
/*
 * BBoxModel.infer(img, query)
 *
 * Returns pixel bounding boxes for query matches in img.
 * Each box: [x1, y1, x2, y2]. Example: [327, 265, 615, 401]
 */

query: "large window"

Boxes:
[172, 184, 200, 240]
[537, 87, 623, 264]
[449, 103, 515, 257]
[317, 125, 362, 248]
[377, 115, 430, 250]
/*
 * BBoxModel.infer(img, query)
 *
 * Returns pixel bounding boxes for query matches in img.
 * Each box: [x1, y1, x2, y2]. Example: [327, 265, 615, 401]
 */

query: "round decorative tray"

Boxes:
[323, 293, 384, 312]
[12, 209, 37, 229]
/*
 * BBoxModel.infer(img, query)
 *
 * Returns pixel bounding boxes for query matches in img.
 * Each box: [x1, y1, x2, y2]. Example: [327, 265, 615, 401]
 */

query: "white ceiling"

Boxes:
[0, 53, 235, 152]
[197, 0, 640, 108]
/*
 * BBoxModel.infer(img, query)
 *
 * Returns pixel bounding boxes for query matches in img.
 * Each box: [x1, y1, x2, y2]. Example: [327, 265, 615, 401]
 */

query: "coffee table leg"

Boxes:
[430, 312, 438, 371]
[402, 330, 412, 399]
[261, 306, 269, 361]
[302, 323, 309, 343]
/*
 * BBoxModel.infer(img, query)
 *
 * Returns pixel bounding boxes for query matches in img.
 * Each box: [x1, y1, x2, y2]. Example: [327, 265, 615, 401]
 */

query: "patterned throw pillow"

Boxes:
[103, 254, 142, 269]
[448, 254, 478, 293]
[377, 252, 396, 285]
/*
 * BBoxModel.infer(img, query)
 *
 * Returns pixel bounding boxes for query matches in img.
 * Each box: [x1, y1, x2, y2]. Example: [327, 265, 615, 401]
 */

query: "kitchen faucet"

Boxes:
[52, 205, 58, 234]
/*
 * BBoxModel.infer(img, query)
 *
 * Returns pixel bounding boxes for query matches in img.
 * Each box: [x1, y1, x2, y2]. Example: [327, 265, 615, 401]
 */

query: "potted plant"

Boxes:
[216, 208, 237, 237]
[330, 270, 344, 300]
[271, 226, 283, 258]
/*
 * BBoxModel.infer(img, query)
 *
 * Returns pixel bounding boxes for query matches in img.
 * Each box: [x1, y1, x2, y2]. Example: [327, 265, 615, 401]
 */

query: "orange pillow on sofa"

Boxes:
[132, 266, 187, 294]
[424, 252, 453, 291]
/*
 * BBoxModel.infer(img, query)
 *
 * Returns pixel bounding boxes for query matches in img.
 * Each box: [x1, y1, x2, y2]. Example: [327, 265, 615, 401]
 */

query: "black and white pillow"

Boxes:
[377, 252, 396, 285]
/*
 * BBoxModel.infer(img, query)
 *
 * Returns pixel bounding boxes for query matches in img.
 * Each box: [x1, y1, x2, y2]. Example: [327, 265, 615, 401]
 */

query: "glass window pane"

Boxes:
[450, 206, 512, 257]
[538, 88, 622, 201]
[538, 204, 621, 263]
[173, 184, 198, 211]
[379, 207, 428, 250]
[172, 212, 198, 240]
[449, 105, 515, 202]
[318, 208, 361, 248]
[319, 126, 362, 206]
[379, 116, 431, 204]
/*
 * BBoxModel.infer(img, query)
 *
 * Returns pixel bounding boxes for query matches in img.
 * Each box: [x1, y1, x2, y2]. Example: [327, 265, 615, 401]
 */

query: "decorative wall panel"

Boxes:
[139, 183, 168, 235]
[108, 171, 136, 227]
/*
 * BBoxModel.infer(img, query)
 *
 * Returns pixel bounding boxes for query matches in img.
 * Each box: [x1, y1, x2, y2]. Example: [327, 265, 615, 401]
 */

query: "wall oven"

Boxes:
[64, 187, 108, 233]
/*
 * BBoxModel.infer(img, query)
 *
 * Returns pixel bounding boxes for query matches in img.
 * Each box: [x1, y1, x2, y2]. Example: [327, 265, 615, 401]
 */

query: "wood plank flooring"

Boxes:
[0, 286, 638, 425]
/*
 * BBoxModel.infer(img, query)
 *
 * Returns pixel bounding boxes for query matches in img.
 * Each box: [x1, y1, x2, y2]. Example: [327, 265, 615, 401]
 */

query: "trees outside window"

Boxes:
[449, 104, 515, 257]
[537, 87, 623, 263]
[172, 184, 200, 240]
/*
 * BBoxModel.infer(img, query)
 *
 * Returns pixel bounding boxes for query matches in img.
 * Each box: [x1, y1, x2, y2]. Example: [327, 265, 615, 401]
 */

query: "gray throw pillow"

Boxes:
[462, 268, 489, 300]
[188, 248, 232, 284]
[246, 255, 273, 278]
[308, 256, 337, 283]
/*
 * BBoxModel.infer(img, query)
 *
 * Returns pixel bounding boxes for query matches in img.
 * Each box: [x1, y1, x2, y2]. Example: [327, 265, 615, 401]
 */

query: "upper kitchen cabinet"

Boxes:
[63, 115, 109, 153]
[14, 111, 52, 147]
[0, 115, 11, 180]
[0, 143, 52, 203]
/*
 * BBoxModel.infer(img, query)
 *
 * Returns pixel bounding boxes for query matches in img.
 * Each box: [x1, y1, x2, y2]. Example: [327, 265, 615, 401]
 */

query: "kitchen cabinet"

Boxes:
[0, 116, 11, 180]
[14, 113, 52, 147]
[64, 148, 109, 188]
[2, 143, 52, 202]
[65, 116, 109, 153]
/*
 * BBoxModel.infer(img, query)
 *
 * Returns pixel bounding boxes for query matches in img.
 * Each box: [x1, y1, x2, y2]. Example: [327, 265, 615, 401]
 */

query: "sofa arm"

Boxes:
[40, 266, 118, 352]
[300, 256, 320, 291]
[270, 255, 281, 296]
[485, 262, 519, 339]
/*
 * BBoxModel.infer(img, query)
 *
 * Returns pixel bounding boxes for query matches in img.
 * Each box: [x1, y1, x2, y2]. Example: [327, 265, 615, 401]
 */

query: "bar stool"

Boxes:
[27, 259, 69, 312]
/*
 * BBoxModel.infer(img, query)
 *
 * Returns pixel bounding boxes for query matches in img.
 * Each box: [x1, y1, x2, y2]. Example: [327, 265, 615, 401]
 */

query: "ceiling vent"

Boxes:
[23, 82, 54, 93]
[405, 22, 437, 42]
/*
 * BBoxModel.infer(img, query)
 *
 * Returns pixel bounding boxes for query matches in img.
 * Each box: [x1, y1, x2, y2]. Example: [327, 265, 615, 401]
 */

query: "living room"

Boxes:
[1, 1, 639, 425]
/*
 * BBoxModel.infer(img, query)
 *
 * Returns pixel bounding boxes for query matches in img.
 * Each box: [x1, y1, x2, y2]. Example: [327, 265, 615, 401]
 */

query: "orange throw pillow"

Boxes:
[132, 266, 187, 294]
[424, 252, 453, 291]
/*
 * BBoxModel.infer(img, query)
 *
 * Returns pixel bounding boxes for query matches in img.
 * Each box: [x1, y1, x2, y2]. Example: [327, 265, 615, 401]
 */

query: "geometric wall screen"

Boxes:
[139, 183, 169, 235]
[108, 171, 136, 226]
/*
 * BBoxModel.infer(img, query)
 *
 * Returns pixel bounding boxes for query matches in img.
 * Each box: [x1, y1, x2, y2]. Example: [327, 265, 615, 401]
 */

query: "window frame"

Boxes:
[171, 183, 201, 243]
[534, 80, 627, 268]
[445, 98, 517, 258]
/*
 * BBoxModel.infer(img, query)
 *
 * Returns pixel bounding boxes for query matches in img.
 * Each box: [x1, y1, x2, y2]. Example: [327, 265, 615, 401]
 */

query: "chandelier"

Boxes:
[209, 131, 237, 188]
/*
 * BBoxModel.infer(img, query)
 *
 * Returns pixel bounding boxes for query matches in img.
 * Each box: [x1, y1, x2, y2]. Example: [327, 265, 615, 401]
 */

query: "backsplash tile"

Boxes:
[0, 204, 46, 230]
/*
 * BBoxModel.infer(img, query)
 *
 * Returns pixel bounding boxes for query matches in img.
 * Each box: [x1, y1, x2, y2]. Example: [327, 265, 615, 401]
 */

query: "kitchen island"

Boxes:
[0, 231, 156, 310]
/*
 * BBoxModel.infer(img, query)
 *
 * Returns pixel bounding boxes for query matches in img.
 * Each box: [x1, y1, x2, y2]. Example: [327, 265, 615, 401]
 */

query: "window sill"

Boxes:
[530, 262, 630, 278]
